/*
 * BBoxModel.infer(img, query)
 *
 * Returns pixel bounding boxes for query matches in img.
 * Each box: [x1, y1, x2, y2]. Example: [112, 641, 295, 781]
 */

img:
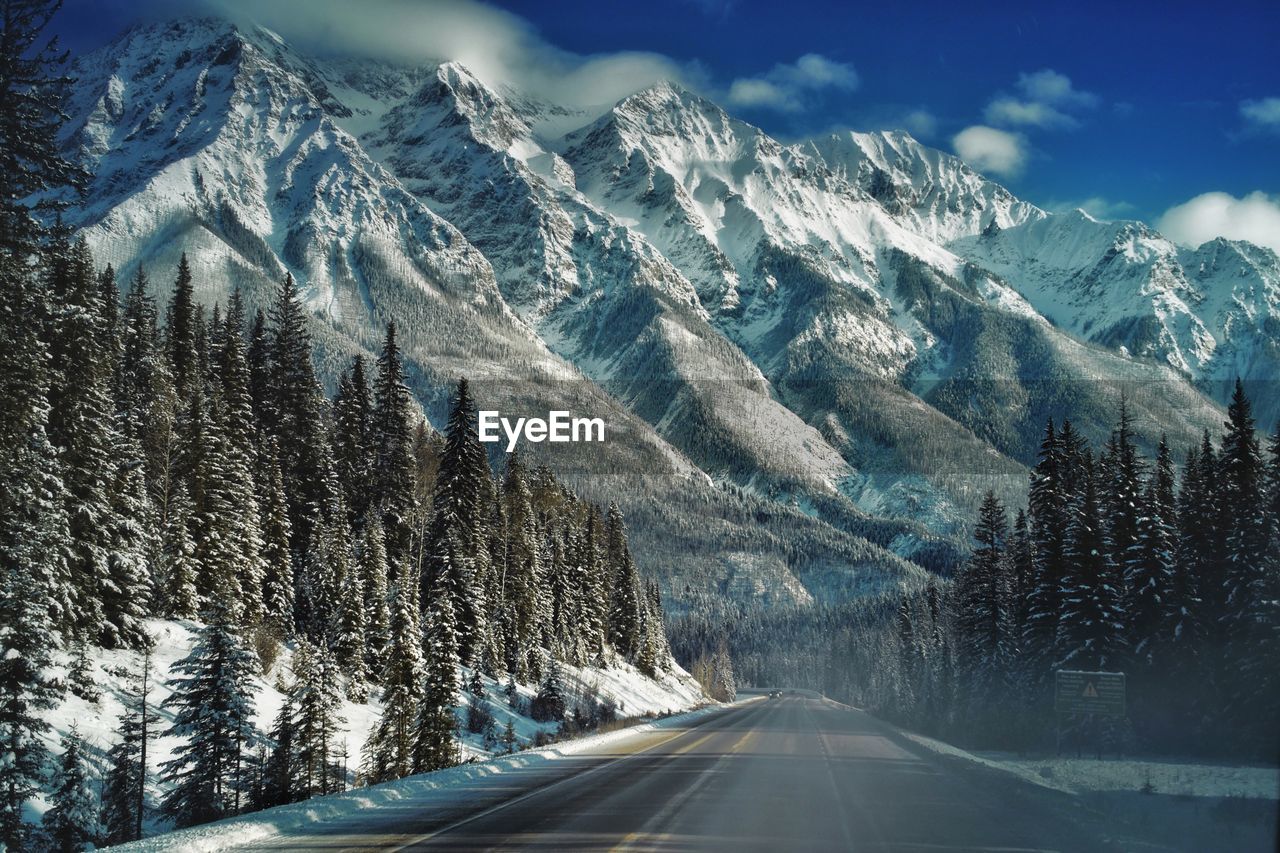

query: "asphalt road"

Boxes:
[245, 695, 1118, 852]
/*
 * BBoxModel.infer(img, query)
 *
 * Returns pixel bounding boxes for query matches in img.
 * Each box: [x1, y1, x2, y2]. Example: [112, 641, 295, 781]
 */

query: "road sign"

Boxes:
[1054, 670, 1126, 716]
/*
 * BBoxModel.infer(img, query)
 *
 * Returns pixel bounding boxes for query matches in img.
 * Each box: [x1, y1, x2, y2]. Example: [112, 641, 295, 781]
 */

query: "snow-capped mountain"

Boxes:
[57, 17, 1280, 607]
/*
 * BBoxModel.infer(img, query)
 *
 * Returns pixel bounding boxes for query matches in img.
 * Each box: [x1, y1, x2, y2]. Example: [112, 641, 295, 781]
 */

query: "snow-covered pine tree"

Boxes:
[531, 658, 567, 723]
[0, 426, 67, 850]
[425, 378, 490, 664]
[1217, 380, 1272, 749]
[101, 428, 155, 648]
[1103, 398, 1144, 575]
[101, 646, 154, 845]
[413, 560, 461, 773]
[606, 502, 644, 662]
[159, 611, 260, 828]
[166, 254, 198, 404]
[1057, 454, 1126, 671]
[158, 481, 199, 619]
[1023, 420, 1064, 679]
[502, 450, 540, 678]
[363, 558, 423, 783]
[42, 726, 101, 852]
[1125, 435, 1176, 668]
[267, 272, 333, 565]
[359, 515, 392, 679]
[954, 491, 1012, 727]
[116, 266, 177, 515]
[290, 642, 348, 799]
[335, 548, 371, 700]
[333, 356, 374, 527]
[258, 438, 295, 634]
[257, 694, 296, 809]
[44, 235, 116, 644]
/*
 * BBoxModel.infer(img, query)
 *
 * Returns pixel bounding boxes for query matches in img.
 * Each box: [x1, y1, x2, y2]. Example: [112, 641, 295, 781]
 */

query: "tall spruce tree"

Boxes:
[42, 727, 101, 852]
[363, 558, 423, 783]
[1057, 455, 1126, 671]
[425, 378, 489, 662]
[159, 613, 259, 828]
[101, 647, 154, 846]
[954, 492, 1012, 723]
[413, 562, 461, 773]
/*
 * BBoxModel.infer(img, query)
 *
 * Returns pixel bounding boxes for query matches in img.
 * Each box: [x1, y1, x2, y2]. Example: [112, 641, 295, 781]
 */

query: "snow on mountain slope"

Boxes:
[57, 18, 932, 608]
[56, 16, 1276, 602]
[953, 212, 1280, 424]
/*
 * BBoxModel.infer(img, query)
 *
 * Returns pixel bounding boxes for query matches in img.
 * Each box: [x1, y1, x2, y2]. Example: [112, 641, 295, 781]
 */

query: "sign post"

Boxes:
[1053, 670, 1126, 756]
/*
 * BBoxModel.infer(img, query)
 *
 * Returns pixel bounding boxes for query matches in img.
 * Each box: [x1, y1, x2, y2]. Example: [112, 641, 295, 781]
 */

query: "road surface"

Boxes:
[240, 695, 1120, 851]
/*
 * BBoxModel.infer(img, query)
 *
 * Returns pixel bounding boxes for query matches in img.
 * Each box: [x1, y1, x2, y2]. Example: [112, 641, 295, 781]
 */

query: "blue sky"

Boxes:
[53, 0, 1280, 239]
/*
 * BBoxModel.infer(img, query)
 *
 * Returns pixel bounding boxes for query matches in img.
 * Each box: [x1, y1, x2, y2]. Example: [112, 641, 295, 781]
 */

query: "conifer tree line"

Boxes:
[673, 389, 1279, 760]
[914, 388, 1279, 756]
[0, 6, 672, 845]
[1, 237, 676, 844]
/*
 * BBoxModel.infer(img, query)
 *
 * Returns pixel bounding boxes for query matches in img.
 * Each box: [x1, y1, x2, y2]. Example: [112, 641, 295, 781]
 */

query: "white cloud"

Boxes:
[1156, 191, 1280, 254]
[951, 126, 1026, 178]
[727, 53, 858, 112]
[984, 97, 1075, 129]
[902, 109, 937, 138]
[200, 0, 696, 108]
[1240, 97, 1280, 130]
[983, 69, 1097, 130]
[1015, 69, 1098, 109]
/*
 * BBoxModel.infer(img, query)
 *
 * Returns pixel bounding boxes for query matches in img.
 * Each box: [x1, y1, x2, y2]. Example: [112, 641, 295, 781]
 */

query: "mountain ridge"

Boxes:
[53, 16, 1278, 609]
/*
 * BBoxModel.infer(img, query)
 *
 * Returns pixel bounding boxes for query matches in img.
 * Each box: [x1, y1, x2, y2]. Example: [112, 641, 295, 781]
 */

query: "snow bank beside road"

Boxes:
[116, 700, 753, 852]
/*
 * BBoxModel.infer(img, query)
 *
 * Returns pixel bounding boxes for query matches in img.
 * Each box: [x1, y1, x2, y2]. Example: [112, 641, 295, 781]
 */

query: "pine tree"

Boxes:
[266, 273, 333, 561]
[1057, 455, 1126, 671]
[42, 726, 101, 852]
[425, 378, 489, 663]
[258, 439, 294, 634]
[359, 516, 392, 679]
[1217, 380, 1272, 747]
[45, 236, 116, 644]
[101, 647, 154, 845]
[158, 481, 199, 619]
[166, 254, 198, 403]
[954, 492, 1012, 724]
[502, 451, 540, 677]
[0, 429, 66, 849]
[100, 430, 155, 648]
[363, 558, 422, 783]
[290, 642, 347, 799]
[605, 502, 643, 661]
[335, 551, 370, 700]
[333, 356, 374, 527]
[159, 614, 260, 828]
[0, 0, 81, 258]
[1125, 436, 1176, 667]
[1104, 398, 1144, 579]
[413, 563, 461, 773]
[258, 695, 296, 809]
[531, 658, 567, 723]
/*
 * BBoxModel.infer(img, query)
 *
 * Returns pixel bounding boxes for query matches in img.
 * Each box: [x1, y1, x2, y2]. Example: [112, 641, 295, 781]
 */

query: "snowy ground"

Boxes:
[899, 729, 1279, 852]
[28, 619, 705, 841]
[114, 702, 744, 852]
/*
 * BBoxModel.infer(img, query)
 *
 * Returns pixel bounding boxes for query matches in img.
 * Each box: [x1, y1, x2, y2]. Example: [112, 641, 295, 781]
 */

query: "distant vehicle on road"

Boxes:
[768, 690, 781, 699]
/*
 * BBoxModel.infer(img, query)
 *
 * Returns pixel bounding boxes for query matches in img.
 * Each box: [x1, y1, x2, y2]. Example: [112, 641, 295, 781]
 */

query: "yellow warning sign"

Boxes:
[1082, 682, 1098, 698]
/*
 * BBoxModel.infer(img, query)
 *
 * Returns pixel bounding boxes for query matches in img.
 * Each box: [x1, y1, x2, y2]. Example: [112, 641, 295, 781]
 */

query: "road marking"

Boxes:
[386, 699, 767, 851]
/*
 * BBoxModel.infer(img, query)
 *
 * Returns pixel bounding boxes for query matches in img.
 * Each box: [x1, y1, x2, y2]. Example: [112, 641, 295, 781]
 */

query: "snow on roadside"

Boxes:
[29, 618, 705, 838]
[897, 729, 1279, 800]
[114, 700, 753, 852]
